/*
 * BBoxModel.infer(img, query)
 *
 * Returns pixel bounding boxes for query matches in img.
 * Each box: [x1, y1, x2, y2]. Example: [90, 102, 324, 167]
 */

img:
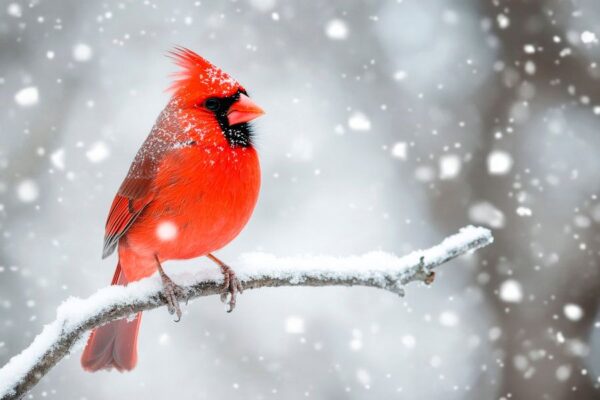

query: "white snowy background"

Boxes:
[1, 0, 599, 399]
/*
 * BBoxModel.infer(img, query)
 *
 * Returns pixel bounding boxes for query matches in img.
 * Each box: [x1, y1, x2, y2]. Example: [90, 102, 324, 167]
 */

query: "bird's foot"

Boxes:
[156, 261, 185, 322]
[219, 264, 244, 313]
[424, 271, 435, 285]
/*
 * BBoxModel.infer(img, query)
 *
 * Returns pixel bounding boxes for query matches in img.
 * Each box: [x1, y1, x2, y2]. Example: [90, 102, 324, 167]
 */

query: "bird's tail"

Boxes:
[81, 262, 142, 372]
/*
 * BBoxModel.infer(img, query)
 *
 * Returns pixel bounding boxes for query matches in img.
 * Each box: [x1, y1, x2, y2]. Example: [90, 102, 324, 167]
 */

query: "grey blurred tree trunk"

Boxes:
[429, 0, 600, 398]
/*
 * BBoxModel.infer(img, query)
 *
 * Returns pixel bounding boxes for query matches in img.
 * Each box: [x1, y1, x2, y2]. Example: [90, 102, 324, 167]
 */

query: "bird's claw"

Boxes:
[417, 256, 435, 285]
[160, 273, 185, 322]
[424, 271, 435, 285]
[219, 264, 243, 313]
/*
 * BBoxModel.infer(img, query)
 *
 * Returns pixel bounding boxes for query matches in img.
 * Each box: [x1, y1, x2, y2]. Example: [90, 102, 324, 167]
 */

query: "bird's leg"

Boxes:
[155, 255, 185, 322]
[206, 253, 243, 313]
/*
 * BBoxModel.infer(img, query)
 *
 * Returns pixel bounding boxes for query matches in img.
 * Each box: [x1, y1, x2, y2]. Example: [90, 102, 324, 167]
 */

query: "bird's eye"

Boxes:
[204, 98, 221, 112]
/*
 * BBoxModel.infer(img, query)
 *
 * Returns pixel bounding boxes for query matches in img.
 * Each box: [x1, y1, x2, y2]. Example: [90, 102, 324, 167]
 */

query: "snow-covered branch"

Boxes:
[0, 226, 492, 400]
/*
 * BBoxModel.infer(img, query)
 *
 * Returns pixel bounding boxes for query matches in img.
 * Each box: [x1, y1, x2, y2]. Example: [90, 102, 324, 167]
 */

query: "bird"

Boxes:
[80, 47, 265, 372]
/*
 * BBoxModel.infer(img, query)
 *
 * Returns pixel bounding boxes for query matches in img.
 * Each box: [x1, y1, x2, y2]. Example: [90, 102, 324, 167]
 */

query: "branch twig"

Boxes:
[0, 226, 493, 400]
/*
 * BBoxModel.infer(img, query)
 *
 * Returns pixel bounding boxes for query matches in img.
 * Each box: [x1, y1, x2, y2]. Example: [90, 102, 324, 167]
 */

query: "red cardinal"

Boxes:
[81, 47, 264, 372]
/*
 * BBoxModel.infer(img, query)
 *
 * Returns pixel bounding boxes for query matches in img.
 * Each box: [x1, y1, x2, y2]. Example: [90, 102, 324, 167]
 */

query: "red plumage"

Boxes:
[81, 47, 264, 372]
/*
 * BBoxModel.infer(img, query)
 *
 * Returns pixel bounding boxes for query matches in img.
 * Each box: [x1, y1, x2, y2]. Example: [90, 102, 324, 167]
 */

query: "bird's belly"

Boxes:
[124, 148, 260, 261]
[152, 200, 251, 260]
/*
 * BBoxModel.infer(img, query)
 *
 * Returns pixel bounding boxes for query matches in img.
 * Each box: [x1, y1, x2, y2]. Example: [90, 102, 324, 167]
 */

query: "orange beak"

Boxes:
[227, 93, 265, 126]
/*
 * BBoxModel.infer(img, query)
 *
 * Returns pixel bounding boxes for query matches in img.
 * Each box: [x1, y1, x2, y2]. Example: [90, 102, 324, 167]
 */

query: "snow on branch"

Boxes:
[0, 226, 492, 400]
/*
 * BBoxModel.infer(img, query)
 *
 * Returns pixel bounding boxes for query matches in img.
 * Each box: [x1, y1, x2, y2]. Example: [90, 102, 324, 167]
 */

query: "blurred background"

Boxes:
[1, 0, 600, 398]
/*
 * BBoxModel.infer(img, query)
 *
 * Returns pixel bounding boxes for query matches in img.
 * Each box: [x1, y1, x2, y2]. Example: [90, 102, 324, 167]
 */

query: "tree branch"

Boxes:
[0, 226, 493, 400]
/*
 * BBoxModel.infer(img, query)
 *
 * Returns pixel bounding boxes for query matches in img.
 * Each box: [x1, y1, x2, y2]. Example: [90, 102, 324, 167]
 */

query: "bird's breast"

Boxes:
[126, 145, 261, 260]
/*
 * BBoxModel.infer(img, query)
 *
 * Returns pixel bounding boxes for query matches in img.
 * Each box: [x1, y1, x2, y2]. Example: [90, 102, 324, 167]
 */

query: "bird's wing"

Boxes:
[102, 133, 166, 258]
[102, 193, 153, 259]
[102, 103, 194, 258]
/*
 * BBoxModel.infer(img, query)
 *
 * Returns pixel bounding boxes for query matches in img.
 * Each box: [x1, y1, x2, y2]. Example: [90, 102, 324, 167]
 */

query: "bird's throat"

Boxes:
[219, 121, 254, 148]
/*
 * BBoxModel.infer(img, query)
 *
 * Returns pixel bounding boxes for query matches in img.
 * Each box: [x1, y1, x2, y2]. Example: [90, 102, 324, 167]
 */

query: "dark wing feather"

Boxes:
[102, 146, 159, 258]
[102, 139, 163, 258]
[102, 194, 150, 258]
[102, 103, 187, 258]
[102, 160, 158, 258]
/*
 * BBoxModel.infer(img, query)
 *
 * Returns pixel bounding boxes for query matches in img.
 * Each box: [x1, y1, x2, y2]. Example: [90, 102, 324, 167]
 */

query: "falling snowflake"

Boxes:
[391, 142, 407, 160]
[555, 365, 572, 381]
[158, 333, 170, 345]
[439, 311, 459, 327]
[86, 141, 110, 163]
[349, 329, 363, 351]
[284, 316, 304, 334]
[487, 150, 513, 175]
[156, 221, 178, 241]
[348, 112, 371, 131]
[16, 179, 39, 203]
[393, 70, 408, 81]
[401, 335, 416, 349]
[563, 303, 583, 321]
[489, 327, 502, 341]
[497, 14, 510, 29]
[72, 43, 93, 62]
[50, 149, 65, 170]
[524, 60, 536, 75]
[499, 279, 523, 303]
[14, 87, 39, 107]
[439, 154, 461, 180]
[6, 3, 22, 18]
[580, 30, 598, 44]
[325, 19, 348, 40]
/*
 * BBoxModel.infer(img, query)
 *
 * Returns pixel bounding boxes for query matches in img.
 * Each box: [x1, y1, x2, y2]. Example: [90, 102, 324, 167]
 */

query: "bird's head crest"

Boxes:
[168, 47, 240, 102]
